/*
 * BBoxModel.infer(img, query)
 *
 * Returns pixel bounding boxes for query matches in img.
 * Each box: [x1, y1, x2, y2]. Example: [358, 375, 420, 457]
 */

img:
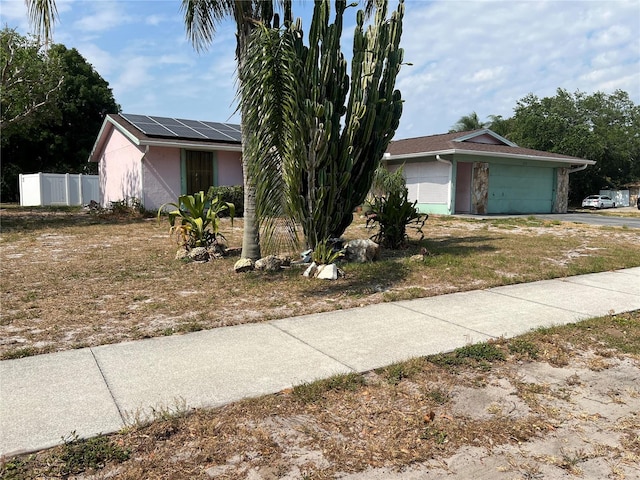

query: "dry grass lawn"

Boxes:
[1, 206, 639, 360]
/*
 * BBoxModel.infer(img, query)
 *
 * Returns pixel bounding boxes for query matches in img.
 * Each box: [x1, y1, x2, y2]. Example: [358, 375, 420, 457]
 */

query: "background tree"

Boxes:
[507, 89, 640, 203]
[448, 111, 487, 132]
[1, 30, 119, 202]
[0, 27, 62, 130]
[241, 0, 405, 250]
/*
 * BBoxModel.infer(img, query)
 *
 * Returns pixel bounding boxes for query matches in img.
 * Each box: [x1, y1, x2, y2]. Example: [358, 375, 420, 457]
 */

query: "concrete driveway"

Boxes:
[461, 207, 640, 229]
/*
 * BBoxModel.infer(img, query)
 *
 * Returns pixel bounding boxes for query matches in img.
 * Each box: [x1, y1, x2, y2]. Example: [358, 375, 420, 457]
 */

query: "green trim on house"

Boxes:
[180, 149, 187, 195]
[212, 151, 218, 187]
[415, 203, 451, 215]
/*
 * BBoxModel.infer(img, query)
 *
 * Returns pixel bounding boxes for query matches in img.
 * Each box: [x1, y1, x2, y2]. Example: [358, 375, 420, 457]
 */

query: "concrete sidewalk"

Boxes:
[2, 268, 639, 458]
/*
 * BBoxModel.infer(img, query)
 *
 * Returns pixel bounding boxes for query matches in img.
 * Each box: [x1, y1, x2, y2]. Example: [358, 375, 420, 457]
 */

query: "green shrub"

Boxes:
[364, 166, 427, 249]
[209, 185, 243, 217]
[158, 188, 234, 250]
[366, 188, 427, 249]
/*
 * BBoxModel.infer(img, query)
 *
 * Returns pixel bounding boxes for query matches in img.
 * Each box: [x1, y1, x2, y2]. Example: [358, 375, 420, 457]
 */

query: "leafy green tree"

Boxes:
[1, 30, 119, 202]
[507, 89, 640, 202]
[240, 0, 405, 250]
[0, 27, 62, 131]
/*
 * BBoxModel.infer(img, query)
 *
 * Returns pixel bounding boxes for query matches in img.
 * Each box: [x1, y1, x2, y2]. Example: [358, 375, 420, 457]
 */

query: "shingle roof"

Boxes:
[387, 129, 593, 164]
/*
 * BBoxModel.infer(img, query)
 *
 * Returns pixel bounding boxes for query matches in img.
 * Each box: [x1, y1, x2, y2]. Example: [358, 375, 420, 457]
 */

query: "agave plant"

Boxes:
[158, 188, 235, 250]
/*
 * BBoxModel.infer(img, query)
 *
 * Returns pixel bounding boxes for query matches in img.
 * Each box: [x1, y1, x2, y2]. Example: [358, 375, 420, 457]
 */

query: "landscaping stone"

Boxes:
[175, 248, 189, 260]
[255, 255, 284, 271]
[188, 247, 209, 262]
[234, 258, 255, 273]
[345, 239, 380, 263]
[316, 263, 338, 280]
[303, 262, 318, 277]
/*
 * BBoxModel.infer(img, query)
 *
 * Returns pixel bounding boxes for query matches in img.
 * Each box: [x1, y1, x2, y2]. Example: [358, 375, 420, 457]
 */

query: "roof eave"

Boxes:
[386, 148, 595, 165]
[138, 139, 243, 152]
[88, 114, 143, 162]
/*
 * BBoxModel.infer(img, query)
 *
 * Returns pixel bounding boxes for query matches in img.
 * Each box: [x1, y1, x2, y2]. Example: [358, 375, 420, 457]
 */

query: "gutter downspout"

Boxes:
[568, 164, 588, 173]
[436, 154, 453, 213]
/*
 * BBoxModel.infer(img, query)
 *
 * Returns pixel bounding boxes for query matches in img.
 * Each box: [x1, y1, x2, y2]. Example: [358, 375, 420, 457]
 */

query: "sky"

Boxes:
[1, 0, 639, 140]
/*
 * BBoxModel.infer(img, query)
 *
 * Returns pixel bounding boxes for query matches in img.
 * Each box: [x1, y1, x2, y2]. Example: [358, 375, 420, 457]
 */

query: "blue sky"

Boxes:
[2, 0, 639, 139]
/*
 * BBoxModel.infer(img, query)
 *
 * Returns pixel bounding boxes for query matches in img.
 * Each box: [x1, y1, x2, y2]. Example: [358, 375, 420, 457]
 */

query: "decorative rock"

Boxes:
[303, 262, 318, 277]
[255, 255, 284, 271]
[234, 258, 255, 273]
[277, 255, 292, 267]
[175, 248, 189, 260]
[316, 263, 338, 280]
[345, 239, 380, 263]
[188, 247, 209, 262]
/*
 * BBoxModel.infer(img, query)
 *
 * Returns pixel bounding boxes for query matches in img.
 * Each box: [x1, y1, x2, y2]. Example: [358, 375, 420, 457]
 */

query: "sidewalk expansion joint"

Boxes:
[267, 323, 359, 373]
[390, 303, 499, 340]
[484, 288, 594, 315]
[89, 347, 127, 426]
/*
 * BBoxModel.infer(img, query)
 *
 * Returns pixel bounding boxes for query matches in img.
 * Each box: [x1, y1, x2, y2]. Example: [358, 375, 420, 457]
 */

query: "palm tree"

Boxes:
[449, 111, 487, 133]
[183, 0, 292, 260]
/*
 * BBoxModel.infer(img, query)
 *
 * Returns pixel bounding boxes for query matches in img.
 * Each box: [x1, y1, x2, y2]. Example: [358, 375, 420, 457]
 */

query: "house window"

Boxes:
[184, 150, 214, 194]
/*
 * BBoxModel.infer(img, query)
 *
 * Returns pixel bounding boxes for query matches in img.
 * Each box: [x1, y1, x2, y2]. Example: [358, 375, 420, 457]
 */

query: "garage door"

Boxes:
[488, 164, 554, 214]
[404, 161, 450, 205]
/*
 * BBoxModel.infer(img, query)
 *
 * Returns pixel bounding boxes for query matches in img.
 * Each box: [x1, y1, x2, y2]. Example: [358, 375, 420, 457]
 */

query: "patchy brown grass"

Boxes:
[3, 311, 639, 479]
[1, 206, 639, 359]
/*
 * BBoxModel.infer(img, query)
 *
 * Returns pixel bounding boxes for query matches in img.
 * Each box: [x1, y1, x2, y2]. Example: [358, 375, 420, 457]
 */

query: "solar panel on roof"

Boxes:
[193, 128, 236, 142]
[136, 123, 175, 136]
[176, 119, 206, 128]
[121, 113, 152, 124]
[150, 117, 182, 126]
[121, 113, 241, 143]
[168, 125, 208, 138]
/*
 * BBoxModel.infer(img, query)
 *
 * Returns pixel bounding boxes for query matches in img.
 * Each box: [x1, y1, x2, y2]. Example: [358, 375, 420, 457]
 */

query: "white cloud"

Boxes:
[72, 1, 132, 33]
[393, 0, 640, 137]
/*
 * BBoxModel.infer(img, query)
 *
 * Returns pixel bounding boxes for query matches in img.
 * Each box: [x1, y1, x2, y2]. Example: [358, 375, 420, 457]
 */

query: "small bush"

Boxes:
[209, 185, 244, 217]
[365, 167, 427, 249]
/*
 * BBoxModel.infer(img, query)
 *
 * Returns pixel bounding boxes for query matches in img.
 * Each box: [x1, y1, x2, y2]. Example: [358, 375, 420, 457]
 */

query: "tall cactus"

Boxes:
[241, 0, 405, 250]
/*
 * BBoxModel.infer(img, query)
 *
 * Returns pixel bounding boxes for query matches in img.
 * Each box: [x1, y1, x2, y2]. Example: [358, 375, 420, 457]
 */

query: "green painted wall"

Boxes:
[415, 203, 451, 215]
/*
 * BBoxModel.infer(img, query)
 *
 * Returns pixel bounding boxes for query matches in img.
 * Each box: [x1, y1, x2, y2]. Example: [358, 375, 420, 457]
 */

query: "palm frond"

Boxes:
[25, 0, 58, 42]
[238, 22, 302, 252]
[181, 0, 234, 51]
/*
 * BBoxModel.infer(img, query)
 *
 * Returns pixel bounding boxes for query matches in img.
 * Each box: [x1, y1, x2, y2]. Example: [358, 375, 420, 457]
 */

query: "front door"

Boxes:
[455, 162, 472, 213]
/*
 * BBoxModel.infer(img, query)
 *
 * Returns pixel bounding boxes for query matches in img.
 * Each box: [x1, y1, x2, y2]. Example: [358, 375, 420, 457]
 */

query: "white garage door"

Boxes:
[404, 162, 450, 204]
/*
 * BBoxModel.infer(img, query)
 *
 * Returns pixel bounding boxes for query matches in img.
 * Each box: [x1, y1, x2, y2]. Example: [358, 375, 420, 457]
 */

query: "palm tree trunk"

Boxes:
[236, 11, 261, 260]
[241, 156, 261, 259]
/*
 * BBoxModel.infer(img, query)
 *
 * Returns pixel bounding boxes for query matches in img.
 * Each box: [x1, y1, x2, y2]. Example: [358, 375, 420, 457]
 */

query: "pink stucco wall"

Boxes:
[142, 146, 182, 211]
[98, 128, 144, 207]
[217, 150, 243, 186]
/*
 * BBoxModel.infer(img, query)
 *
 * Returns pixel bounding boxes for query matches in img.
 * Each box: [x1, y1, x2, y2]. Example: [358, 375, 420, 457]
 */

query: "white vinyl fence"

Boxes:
[19, 173, 99, 207]
[599, 189, 630, 207]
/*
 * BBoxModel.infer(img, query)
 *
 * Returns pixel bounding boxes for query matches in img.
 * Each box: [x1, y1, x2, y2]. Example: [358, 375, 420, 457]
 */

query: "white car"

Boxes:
[582, 195, 615, 209]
